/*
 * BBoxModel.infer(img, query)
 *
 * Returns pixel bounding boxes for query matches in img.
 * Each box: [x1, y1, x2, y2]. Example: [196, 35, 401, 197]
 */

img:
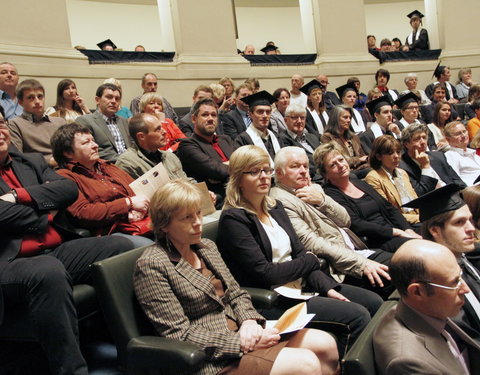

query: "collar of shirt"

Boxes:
[0, 90, 8, 100]
[67, 160, 106, 177]
[377, 86, 389, 93]
[451, 146, 476, 157]
[0, 154, 13, 171]
[286, 128, 306, 140]
[99, 111, 117, 124]
[250, 124, 269, 140]
[141, 147, 164, 163]
[404, 301, 447, 334]
[21, 111, 49, 123]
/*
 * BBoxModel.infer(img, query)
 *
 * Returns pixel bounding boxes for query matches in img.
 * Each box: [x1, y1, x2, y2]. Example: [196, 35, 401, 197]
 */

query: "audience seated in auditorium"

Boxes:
[177, 98, 236, 206]
[373, 239, 480, 375]
[467, 99, 480, 140]
[139, 92, 186, 152]
[300, 79, 329, 137]
[271, 146, 392, 298]
[347, 77, 367, 111]
[217, 145, 383, 357]
[8, 79, 66, 165]
[336, 82, 366, 133]
[360, 96, 400, 155]
[75, 83, 131, 162]
[102, 78, 132, 119]
[235, 91, 281, 162]
[178, 85, 214, 137]
[423, 83, 460, 125]
[403, 10, 429, 50]
[221, 83, 253, 140]
[425, 65, 459, 104]
[400, 73, 431, 105]
[0, 105, 135, 375]
[316, 142, 419, 253]
[315, 74, 341, 111]
[129, 73, 178, 123]
[427, 101, 457, 150]
[243, 44, 255, 55]
[443, 121, 480, 186]
[270, 88, 290, 134]
[321, 105, 369, 173]
[405, 184, 480, 343]
[0, 62, 22, 120]
[51, 122, 154, 248]
[399, 123, 466, 196]
[464, 84, 480, 120]
[278, 104, 321, 181]
[134, 179, 340, 375]
[364, 135, 420, 224]
[45, 79, 90, 123]
[375, 68, 399, 102]
[289, 74, 307, 108]
[218, 76, 235, 101]
[456, 67, 473, 102]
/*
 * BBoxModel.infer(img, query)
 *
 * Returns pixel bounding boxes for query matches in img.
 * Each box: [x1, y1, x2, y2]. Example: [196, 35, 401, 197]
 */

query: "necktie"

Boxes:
[412, 31, 417, 45]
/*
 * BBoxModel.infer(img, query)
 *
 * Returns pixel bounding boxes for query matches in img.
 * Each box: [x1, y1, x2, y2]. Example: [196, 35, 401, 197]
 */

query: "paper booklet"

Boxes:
[274, 280, 319, 300]
[266, 302, 315, 335]
[129, 163, 216, 216]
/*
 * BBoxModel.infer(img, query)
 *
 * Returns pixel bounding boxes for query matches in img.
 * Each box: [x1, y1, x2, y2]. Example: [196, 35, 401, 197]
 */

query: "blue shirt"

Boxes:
[0, 90, 23, 120]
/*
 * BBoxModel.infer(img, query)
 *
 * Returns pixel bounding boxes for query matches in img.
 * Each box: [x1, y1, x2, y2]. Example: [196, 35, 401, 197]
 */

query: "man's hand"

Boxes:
[413, 148, 430, 169]
[295, 184, 325, 206]
[327, 289, 350, 302]
[363, 259, 390, 287]
[387, 123, 401, 135]
[208, 191, 217, 206]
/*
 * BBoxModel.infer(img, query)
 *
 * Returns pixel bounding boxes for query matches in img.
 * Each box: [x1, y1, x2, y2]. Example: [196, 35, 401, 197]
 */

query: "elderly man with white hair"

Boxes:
[400, 73, 431, 105]
[270, 146, 393, 298]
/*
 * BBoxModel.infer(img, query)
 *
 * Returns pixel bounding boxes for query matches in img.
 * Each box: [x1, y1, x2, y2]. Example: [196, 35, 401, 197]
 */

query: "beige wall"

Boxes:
[0, 0, 479, 109]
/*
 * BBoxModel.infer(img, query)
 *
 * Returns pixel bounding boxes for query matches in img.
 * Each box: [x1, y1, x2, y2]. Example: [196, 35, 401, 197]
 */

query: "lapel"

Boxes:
[93, 111, 117, 148]
[397, 301, 466, 374]
[402, 153, 421, 177]
[247, 209, 273, 262]
[192, 134, 222, 161]
[305, 133, 320, 151]
[233, 109, 247, 132]
[10, 158, 40, 189]
[377, 169, 402, 208]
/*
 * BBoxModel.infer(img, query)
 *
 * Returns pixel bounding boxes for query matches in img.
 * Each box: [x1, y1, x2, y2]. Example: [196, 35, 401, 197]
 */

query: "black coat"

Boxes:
[216, 201, 338, 295]
[220, 108, 247, 140]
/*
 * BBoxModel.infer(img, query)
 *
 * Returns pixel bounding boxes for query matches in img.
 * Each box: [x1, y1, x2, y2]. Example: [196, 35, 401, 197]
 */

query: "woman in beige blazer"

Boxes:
[133, 180, 339, 375]
[364, 135, 420, 224]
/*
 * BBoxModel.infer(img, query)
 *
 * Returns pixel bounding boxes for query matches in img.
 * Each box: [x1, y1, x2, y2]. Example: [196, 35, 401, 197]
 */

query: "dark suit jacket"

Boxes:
[0, 151, 78, 322]
[134, 239, 264, 375]
[279, 131, 321, 180]
[220, 108, 247, 140]
[178, 109, 194, 137]
[76, 111, 132, 162]
[325, 179, 410, 249]
[217, 201, 338, 295]
[324, 91, 341, 112]
[177, 133, 236, 196]
[374, 300, 480, 375]
[399, 151, 466, 196]
[359, 124, 398, 155]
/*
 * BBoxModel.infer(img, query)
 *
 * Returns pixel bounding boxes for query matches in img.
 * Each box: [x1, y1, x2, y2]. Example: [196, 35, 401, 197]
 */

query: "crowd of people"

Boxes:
[0, 55, 480, 375]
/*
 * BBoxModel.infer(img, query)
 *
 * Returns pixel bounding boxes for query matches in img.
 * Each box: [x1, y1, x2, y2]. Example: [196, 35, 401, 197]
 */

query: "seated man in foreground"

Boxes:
[0, 105, 134, 374]
[373, 239, 480, 374]
[270, 146, 392, 298]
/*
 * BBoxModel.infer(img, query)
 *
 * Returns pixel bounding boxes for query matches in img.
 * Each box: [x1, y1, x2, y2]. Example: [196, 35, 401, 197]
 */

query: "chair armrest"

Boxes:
[127, 336, 206, 372]
[318, 257, 328, 270]
[243, 287, 279, 309]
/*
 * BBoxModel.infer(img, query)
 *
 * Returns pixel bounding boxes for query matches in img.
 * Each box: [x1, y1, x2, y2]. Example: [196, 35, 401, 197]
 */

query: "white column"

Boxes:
[156, 0, 176, 52]
[299, 0, 317, 53]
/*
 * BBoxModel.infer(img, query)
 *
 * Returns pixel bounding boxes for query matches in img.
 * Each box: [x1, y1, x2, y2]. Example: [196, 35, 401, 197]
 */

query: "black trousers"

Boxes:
[258, 283, 382, 358]
[0, 235, 134, 375]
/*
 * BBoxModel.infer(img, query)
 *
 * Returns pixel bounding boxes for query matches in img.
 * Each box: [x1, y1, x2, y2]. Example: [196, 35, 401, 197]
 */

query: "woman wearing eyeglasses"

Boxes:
[217, 145, 383, 358]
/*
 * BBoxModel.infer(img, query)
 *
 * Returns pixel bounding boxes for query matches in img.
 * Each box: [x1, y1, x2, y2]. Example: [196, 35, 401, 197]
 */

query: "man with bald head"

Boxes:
[316, 74, 341, 111]
[374, 239, 480, 374]
[289, 74, 307, 107]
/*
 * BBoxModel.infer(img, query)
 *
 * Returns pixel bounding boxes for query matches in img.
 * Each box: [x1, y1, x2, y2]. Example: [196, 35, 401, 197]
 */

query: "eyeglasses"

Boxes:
[243, 168, 275, 177]
[417, 272, 464, 291]
[287, 115, 306, 121]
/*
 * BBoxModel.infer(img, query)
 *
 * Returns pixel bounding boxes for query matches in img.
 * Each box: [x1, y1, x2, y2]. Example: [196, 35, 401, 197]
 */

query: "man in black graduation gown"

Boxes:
[404, 10, 430, 51]
[405, 184, 480, 342]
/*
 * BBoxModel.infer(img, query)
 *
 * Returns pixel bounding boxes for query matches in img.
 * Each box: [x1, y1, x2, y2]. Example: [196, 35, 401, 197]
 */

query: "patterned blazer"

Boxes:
[134, 239, 264, 375]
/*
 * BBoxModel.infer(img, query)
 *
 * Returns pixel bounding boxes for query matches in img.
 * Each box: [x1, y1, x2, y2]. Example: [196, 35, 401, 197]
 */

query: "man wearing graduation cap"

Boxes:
[360, 96, 401, 154]
[404, 10, 429, 51]
[235, 90, 282, 162]
[336, 81, 366, 133]
[425, 64, 459, 103]
[260, 43, 278, 55]
[399, 123, 466, 196]
[404, 184, 480, 343]
[97, 39, 116, 51]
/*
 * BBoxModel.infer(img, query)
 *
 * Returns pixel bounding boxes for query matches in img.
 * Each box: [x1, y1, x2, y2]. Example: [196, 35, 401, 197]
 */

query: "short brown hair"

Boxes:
[16, 79, 44, 101]
[369, 135, 402, 170]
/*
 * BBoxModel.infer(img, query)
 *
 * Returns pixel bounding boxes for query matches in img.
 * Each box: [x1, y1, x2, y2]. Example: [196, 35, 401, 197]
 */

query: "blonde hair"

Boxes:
[313, 142, 345, 177]
[149, 180, 202, 241]
[209, 83, 226, 102]
[139, 92, 164, 113]
[103, 78, 122, 92]
[224, 145, 275, 214]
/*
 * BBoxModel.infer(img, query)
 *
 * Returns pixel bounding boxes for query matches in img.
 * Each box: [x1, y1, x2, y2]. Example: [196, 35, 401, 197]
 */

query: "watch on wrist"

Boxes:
[9, 189, 18, 202]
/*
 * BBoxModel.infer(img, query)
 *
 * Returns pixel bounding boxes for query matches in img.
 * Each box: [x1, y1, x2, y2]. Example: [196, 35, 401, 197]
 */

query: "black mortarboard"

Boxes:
[432, 62, 445, 79]
[336, 82, 358, 99]
[299, 79, 324, 96]
[97, 39, 117, 50]
[394, 92, 421, 109]
[241, 90, 276, 108]
[366, 95, 392, 114]
[402, 184, 465, 222]
[260, 45, 278, 54]
[407, 10, 425, 19]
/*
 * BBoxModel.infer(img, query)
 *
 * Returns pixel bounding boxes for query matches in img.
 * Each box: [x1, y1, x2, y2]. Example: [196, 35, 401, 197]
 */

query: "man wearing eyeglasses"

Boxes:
[403, 183, 480, 344]
[374, 239, 480, 375]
